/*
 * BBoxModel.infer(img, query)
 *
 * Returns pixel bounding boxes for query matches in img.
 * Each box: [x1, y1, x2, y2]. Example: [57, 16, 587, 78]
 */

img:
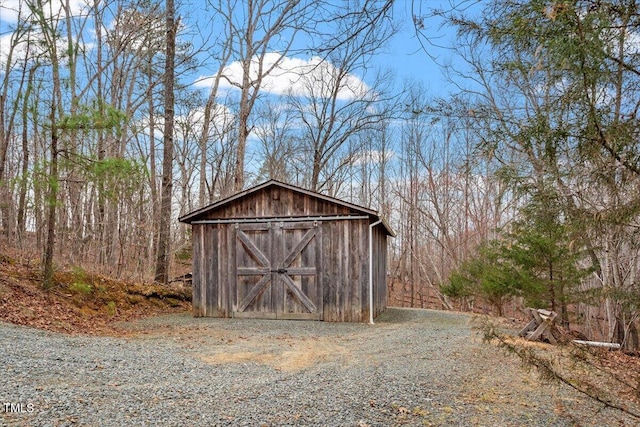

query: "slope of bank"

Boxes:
[0, 250, 190, 335]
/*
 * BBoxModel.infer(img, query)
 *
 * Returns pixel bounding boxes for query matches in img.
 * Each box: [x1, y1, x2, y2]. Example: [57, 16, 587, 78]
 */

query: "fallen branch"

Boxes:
[573, 340, 621, 349]
[482, 320, 640, 420]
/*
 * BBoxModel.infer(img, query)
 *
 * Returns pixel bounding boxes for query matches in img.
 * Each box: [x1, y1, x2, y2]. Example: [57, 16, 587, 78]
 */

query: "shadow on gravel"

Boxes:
[375, 307, 470, 326]
[117, 307, 470, 331]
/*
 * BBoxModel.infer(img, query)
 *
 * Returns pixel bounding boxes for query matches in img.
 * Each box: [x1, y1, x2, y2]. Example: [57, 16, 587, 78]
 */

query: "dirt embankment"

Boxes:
[0, 251, 190, 335]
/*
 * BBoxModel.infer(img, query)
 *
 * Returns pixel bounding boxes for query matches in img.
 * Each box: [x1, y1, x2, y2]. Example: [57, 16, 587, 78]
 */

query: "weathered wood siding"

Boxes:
[191, 224, 204, 316]
[198, 186, 354, 220]
[184, 181, 391, 322]
[319, 219, 369, 322]
[372, 224, 388, 318]
[192, 223, 226, 317]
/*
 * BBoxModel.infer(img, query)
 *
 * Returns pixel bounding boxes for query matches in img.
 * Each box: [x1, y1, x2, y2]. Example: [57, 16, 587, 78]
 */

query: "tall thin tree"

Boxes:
[154, 0, 176, 284]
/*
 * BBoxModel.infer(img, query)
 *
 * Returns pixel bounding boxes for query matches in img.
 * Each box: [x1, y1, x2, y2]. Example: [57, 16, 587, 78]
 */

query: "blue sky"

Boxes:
[0, 0, 461, 101]
[381, 1, 450, 94]
[381, 0, 486, 100]
[186, 0, 466, 103]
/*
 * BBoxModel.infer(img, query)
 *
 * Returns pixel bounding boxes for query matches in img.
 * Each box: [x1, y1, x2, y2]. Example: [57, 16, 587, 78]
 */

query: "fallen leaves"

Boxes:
[0, 251, 190, 336]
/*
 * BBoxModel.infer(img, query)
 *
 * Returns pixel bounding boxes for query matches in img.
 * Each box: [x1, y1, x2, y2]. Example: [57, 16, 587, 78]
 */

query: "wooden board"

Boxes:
[232, 221, 322, 320]
[233, 223, 273, 317]
[279, 222, 322, 320]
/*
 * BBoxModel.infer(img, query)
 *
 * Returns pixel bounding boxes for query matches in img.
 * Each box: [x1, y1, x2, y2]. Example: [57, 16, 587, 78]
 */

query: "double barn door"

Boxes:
[233, 221, 322, 320]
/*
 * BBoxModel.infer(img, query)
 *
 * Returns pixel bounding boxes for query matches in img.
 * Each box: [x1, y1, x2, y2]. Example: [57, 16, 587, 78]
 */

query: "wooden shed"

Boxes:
[178, 180, 394, 323]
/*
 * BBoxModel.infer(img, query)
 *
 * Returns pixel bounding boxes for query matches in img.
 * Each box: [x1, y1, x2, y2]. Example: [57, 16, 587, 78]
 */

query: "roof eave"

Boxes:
[178, 179, 380, 224]
[378, 216, 396, 238]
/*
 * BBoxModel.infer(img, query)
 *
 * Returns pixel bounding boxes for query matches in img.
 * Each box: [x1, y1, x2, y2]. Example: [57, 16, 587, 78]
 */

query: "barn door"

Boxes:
[233, 221, 322, 320]
[276, 222, 322, 320]
[234, 223, 276, 318]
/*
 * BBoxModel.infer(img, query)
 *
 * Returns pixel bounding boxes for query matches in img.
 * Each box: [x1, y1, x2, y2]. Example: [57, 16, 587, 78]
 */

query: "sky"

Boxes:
[0, 0, 465, 179]
[0, 0, 477, 207]
[187, 0, 461, 100]
[379, 1, 456, 96]
[0, 0, 461, 100]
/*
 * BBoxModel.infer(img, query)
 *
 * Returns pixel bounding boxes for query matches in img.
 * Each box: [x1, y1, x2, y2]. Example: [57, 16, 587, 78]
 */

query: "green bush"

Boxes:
[69, 266, 92, 294]
[69, 281, 92, 294]
[106, 300, 117, 316]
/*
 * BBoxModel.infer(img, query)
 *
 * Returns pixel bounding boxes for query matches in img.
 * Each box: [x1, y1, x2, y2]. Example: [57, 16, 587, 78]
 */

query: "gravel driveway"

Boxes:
[1, 308, 635, 426]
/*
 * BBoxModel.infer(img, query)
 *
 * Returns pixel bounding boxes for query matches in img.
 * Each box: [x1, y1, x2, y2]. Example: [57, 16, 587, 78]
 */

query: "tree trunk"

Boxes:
[234, 60, 251, 192]
[40, 4, 63, 289]
[625, 320, 640, 351]
[148, 63, 158, 271]
[154, 0, 176, 284]
[43, 108, 59, 289]
[16, 69, 35, 243]
[0, 93, 7, 237]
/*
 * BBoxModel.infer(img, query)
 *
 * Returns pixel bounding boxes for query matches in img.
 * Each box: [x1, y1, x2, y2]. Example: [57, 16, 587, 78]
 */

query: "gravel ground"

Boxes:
[0, 308, 636, 427]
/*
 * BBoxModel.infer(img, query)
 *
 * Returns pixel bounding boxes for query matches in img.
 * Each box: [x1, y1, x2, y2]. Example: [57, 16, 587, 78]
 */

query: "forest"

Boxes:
[1, 0, 640, 349]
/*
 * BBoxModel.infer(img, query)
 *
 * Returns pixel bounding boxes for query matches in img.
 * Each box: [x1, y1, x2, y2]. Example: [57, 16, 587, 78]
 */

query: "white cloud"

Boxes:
[0, 0, 23, 23]
[0, 33, 19, 67]
[1, 30, 53, 69]
[0, 0, 90, 23]
[194, 52, 370, 101]
[0, 0, 93, 69]
[350, 149, 396, 166]
[177, 104, 235, 137]
[133, 104, 236, 142]
[0, 29, 94, 71]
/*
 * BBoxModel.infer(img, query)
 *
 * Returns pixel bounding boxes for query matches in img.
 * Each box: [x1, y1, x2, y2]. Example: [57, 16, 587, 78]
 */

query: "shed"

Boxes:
[178, 179, 394, 323]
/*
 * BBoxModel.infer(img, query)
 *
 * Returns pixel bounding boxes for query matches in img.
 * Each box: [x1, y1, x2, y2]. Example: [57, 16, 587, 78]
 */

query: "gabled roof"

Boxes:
[179, 179, 395, 236]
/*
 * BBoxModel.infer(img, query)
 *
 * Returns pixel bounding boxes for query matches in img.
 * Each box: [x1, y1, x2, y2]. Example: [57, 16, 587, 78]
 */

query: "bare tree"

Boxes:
[0, 0, 407, 292]
[174, 91, 203, 216]
[204, 0, 317, 191]
[289, 68, 395, 192]
[253, 99, 300, 183]
[154, 0, 176, 284]
[94, 0, 165, 272]
[0, 2, 35, 237]
[16, 0, 69, 288]
[194, 9, 234, 205]
[418, 0, 640, 344]
[297, 0, 396, 192]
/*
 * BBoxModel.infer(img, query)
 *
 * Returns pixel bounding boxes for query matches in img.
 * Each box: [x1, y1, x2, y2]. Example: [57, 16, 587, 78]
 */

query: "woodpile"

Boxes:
[519, 308, 563, 344]
[519, 308, 622, 349]
[169, 273, 193, 288]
